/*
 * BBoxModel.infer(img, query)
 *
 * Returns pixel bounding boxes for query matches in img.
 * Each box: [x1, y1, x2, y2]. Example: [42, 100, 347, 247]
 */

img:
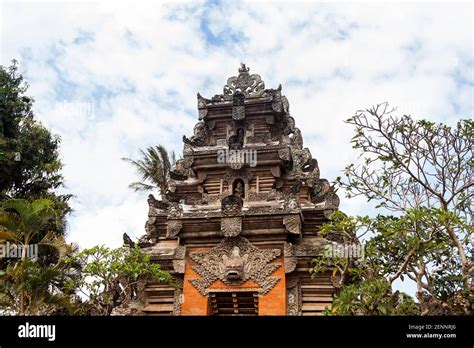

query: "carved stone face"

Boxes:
[222, 246, 248, 281]
[194, 122, 206, 138]
[221, 194, 243, 216]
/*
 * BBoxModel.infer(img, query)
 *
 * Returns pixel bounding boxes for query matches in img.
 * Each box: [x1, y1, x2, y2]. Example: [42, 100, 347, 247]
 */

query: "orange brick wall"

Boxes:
[181, 252, 286, 315]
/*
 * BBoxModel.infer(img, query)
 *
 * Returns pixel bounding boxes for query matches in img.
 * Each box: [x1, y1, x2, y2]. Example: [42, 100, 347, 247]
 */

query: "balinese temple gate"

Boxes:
[126, 64, 343, 316]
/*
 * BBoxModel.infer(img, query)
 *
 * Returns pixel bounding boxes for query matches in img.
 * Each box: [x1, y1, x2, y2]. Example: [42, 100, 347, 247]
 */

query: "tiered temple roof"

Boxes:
[132, 64, 342, 316]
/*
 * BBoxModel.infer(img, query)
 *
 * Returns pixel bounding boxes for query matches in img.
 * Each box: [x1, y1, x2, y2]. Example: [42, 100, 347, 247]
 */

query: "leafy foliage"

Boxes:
[0, 257, 78, 315]
[65, 245, 172, 315]
[0, 198, 77, 315]
[312, 104, 473, 315]
[0, 60, 71, 235]
[331, 279, 418, 315]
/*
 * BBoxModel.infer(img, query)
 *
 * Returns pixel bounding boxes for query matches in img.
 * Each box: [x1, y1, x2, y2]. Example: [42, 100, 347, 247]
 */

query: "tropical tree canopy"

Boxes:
[0, 61, 71, 235]
[0, 198, 77, 315]
[312, 104, 473, 315]
[122, 145, 176, 199]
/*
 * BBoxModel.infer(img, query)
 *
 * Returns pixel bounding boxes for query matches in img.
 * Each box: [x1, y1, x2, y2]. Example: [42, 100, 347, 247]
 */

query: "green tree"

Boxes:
[122, 145, 176, 200]
[65, 245, 172, 315]
[312, 211, 421, 315]
[312, 104, 473, 315]
[0, 60, 71, 234]
[0, 198, 76, 315]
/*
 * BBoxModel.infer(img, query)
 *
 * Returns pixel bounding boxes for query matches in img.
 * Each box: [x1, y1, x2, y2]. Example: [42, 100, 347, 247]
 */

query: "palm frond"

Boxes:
[122, 145, 175, 198]
[128, 182, 156, 192]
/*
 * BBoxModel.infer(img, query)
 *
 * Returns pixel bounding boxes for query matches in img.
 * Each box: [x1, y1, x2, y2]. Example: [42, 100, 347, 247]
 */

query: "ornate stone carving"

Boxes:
[207, 191, 230, 205]
[223, 168, 253, 199]
[278, 147, 291, 162]
[284, 242, 297, 273]
[173, 277, 184, 315]
[147, 194, 169, 210]
[246, 133, 271, 145]
[282, 181, 301, 210]
[167, 220, 183, 238]
[172, 245, 186, 274]
[199, 109, 208, 120]
[271, 85, 283, 113]
[233, 105, 245, 120]
[137, 64, 344, 316]
[183, 143, 193, 156]
[221, 195, 243, 216]
[282, 115, 296, 135]
[172, 156, 195, 179]
[286, 274, 301, 316]
[283, 215, 301, 235]
[197, 93, 208, 108]
[137, 232, 154, 248]
[221, 217, 242, 237]
[144, 196, 166, 240]
[311, 179, 330, 203]
[232, 91, 246, 120]
[290, 128, 303, 150]
[310, 179, 340, 208]
[197, 93, 208, 120]
[247, 190, 270, 202]
[291, 148, 311, 173]
[324, 191, 340, 209]
[189, 237, 281, 295]
[145, 217, 157, 239]
[168, 202, 183, 218]
[303, 159, 320, 188]
[183, 122, 210, 147]
[282, 96, 290, 114]
[223, 63, 267, 99]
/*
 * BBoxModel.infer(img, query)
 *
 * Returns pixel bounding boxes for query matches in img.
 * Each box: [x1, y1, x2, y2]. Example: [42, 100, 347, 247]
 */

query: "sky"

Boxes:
[0, 0, 473, 278]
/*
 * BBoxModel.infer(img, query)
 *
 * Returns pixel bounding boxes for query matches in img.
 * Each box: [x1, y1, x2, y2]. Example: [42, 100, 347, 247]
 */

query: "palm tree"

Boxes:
[0, 198, 76, 315]
[122, 145, 176, 200]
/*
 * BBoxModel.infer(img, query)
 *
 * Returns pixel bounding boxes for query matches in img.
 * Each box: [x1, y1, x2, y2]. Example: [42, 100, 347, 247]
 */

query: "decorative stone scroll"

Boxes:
[172, 245, 186, 274]
[221, 216, 242, 237]
[167, 220, 183, 238]
[232, 91, 246, 120]
[310, 179, 340, 209]
[183, 122, 210, 147]
[173, 277, 184, 316]
[247, 190, 270, 202]
[223, 63, 267, 99]
[278, 148, 291, 162]
[271, 85, 283, 112]
[291, 148, 311, 172]
[286, 274, 301, 316]
[167, 202, 183, 218]
[189, 237, 281, 295]
[197, 93, 208, 120]
[284, 242, 297, 273]
[283, 215, 301, 235]
[172, 156, 195, 179]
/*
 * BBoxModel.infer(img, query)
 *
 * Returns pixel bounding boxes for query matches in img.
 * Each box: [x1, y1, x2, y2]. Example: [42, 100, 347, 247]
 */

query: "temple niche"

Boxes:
[132, 64, 342, 316]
